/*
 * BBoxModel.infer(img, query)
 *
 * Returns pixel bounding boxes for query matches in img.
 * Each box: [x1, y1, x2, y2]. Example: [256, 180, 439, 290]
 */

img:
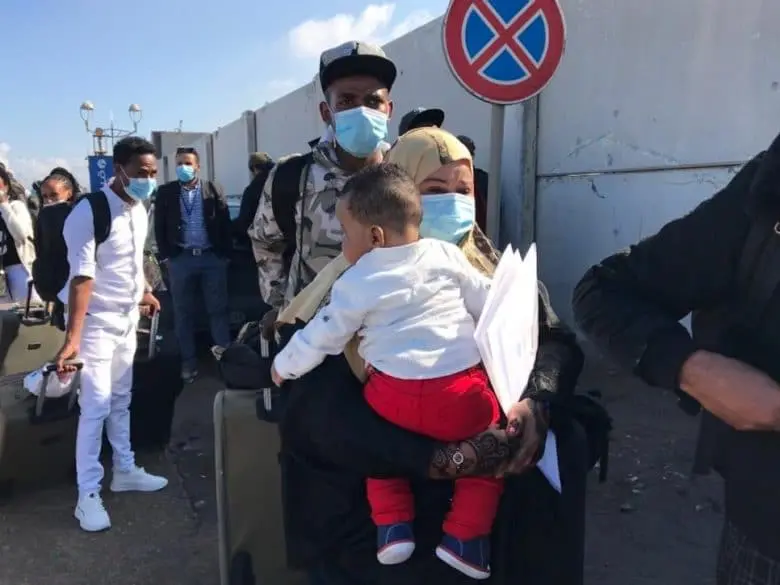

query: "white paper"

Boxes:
[474, 243, 561, 492]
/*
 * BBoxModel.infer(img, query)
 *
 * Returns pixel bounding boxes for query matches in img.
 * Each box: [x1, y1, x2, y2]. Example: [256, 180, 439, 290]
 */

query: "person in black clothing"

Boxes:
[572, 132, 780, 585]
[32, 172, 78, 310]
[457, 136, 489, 233]
[274, 127, 589, 585]
[233, 152, 274, 245]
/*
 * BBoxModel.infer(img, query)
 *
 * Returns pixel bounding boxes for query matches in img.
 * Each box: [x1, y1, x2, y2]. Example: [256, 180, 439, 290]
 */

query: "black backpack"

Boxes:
[270, 152, 314, 282]
[32, 191, 112, 304]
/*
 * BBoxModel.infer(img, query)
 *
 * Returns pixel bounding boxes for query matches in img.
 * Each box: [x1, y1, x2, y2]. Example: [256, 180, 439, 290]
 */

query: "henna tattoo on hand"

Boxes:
[429, 430, 512, 479]
[465, 432, 512, 476]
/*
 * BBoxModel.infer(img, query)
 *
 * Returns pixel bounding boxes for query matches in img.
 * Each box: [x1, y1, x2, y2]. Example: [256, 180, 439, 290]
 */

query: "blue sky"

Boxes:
[0, 0, 446, 186]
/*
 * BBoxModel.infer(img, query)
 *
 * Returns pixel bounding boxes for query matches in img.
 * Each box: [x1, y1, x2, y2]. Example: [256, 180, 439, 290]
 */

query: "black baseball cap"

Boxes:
[398, 107, 445, 136]
[319, 41, 397, 93]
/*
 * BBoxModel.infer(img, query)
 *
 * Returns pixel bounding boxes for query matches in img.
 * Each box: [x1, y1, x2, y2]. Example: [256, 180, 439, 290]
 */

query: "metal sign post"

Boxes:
[487, 106, 505, 240]
[443, 0, 567, 243]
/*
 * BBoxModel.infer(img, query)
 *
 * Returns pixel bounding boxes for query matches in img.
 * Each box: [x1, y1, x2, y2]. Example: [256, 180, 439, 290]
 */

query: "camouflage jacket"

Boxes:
[249, 143, 355, 310]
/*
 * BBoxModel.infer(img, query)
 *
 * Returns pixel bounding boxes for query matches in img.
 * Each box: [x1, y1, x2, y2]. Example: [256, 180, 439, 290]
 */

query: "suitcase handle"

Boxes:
[36, 359, 84, 417]
[136, 311, 161, 360]
[23, 280, 52, 324]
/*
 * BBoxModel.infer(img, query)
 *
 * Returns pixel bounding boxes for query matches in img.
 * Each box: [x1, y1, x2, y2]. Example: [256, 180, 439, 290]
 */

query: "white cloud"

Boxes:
[288, 3, 437, 59]
[0, 142, 89, 191]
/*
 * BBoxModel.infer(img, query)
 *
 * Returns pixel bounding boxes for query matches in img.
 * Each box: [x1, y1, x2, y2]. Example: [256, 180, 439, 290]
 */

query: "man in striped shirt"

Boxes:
[154, 147, 233, 382]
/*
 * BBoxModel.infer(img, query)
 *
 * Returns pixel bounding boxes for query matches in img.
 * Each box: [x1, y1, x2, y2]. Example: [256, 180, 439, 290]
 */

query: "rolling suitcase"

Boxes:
[0, 294, 64, 376]
[0, 310, 181, 498]
[130, 311, 182, 452]
[0, 360, 83, 493]
[214, 337, 307, 585]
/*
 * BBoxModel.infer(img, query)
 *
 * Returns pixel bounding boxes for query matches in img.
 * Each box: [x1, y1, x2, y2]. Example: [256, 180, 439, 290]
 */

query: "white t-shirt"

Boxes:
[59, 185, 147, 330]
[273, 238, 491, 381]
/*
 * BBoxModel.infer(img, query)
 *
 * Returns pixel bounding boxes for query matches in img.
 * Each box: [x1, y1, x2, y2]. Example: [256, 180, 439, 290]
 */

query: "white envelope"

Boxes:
[474, 244, 561, 492]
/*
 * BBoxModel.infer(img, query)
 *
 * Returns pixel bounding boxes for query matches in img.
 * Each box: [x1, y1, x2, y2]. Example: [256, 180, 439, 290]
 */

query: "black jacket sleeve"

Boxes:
[153, 185, 170, 260]
[210, 181, 233, 254]
[233, 170, 267, 238]
[572, 157, 760, 391]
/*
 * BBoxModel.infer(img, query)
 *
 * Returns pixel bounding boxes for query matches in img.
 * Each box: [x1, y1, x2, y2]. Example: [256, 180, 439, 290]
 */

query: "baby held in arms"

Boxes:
[271, 163, 501, 580]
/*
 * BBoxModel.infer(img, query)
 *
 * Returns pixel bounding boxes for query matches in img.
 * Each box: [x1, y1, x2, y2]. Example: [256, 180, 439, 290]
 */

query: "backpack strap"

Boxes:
[74, 191, 112, 260]
[270, 153, 314, 276]
[84, 191, 112, 250]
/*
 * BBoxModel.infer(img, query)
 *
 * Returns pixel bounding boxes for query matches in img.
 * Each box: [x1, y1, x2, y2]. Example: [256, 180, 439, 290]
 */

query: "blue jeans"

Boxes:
[167, 250, 231, 370]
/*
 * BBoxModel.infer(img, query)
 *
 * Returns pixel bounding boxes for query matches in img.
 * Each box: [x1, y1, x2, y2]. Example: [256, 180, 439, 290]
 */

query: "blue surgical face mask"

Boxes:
[419, 193, 475, 245]
[332, 106, 389, 158]
[120, 168, 156, 202]
[176, 164, 196, 183]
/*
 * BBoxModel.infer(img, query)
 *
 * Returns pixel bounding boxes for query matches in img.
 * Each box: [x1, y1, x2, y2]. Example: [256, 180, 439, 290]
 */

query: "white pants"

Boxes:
[5, 263, 39, 304]
[76, 312, 138, 495]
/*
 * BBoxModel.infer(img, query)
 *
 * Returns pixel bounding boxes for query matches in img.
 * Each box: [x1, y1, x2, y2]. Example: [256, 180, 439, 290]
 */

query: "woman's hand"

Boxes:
[498, 398, 550, 476]
[428, 428, 514, 479]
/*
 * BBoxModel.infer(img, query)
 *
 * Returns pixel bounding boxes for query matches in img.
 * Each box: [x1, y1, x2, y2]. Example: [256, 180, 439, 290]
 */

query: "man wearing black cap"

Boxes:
[249, 40, 395, 327]
[398, 106, 445, 136]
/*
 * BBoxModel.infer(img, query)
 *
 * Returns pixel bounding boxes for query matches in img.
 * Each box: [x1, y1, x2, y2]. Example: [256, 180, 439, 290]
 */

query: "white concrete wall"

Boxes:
[536, 0, 780, 323]
[150, 1, 780, 326]
[152, 131, 211, 183]
[190, 134, 214, 185]
[213, 117, 250, 195]
[255, 82, 323, 158]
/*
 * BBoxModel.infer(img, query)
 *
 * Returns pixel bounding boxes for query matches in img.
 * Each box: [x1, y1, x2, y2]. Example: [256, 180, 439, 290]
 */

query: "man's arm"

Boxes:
[211, 181, 233, 247]
[680, 350, 780, 431]
[248, 164, 288, 310]
[233, 173, 265, 237]
[153, 186, 170, 260]
[572, 155, 780, 428]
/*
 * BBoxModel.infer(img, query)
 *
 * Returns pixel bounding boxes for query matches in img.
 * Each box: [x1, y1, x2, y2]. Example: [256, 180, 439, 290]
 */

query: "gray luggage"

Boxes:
[214, 335, 307, 585]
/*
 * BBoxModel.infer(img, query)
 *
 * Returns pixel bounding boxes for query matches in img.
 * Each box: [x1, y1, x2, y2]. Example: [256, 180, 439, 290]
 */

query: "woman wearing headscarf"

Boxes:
[0, 165, 37, 303]
[273, 127, 588, 585]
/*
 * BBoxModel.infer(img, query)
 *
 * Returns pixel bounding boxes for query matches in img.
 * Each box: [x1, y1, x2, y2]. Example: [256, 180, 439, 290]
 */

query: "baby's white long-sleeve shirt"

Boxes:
[273, 238, 491, 381]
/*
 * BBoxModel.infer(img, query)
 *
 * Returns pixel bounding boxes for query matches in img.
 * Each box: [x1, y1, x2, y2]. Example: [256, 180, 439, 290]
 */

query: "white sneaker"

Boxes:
[110, 466, 168, 493]
[75, 492, 111, 532]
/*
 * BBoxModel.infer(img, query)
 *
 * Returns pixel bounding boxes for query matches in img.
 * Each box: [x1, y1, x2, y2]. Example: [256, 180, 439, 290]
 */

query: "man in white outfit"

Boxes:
[55, 136, 168, 532]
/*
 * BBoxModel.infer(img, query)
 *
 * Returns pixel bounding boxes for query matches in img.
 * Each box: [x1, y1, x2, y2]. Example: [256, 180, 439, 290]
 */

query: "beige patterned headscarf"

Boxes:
[278, 127, 500, 380]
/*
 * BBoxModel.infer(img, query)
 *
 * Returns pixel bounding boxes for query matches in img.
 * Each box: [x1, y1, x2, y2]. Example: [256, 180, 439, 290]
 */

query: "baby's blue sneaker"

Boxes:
[376, 522, 415, 565]
[435, 533, 491, 580]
